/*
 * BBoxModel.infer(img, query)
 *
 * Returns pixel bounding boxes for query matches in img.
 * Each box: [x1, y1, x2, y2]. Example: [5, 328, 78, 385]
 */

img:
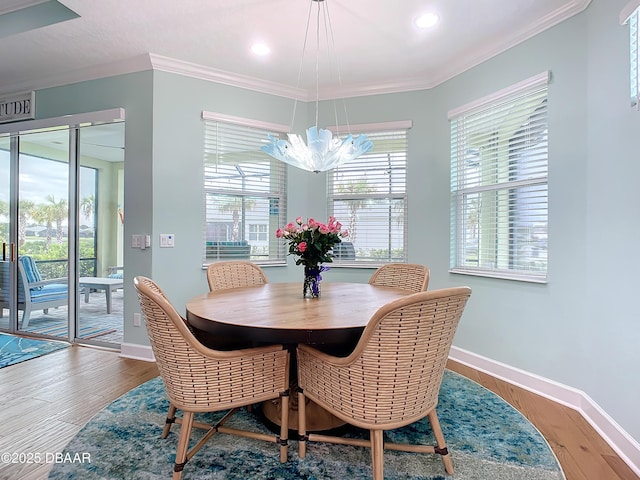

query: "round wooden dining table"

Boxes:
[186, 281, 411, 431]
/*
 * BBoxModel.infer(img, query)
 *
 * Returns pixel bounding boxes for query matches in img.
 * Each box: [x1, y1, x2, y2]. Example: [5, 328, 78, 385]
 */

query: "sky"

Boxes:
[0, 150, 96, 223]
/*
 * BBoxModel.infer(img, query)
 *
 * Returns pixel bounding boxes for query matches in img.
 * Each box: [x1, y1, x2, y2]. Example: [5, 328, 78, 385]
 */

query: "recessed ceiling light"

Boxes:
[415, 12, 439, 29]
[251, 42, 271, 56]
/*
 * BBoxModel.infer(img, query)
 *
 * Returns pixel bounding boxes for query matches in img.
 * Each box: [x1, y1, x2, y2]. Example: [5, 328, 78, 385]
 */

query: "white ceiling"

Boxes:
[0, 0, 591, 100]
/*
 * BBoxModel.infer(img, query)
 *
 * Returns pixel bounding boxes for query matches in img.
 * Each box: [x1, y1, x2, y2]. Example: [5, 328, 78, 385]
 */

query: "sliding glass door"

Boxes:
[0, 136, 14, 332]
[0, 110, 124, 347]
[16, 128, 71, 338]
[76, 122, 124, 344]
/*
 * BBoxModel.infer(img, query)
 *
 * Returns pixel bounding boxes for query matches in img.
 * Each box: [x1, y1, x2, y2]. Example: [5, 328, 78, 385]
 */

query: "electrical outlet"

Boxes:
[133, 313, 141, 327]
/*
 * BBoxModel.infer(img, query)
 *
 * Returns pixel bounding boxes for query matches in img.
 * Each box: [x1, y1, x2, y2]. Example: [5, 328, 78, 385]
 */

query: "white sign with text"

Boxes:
[0, 91, 35, 123]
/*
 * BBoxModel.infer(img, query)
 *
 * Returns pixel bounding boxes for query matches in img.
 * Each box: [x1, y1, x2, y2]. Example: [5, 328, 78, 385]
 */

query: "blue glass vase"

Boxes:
[303, 265, 322, 298]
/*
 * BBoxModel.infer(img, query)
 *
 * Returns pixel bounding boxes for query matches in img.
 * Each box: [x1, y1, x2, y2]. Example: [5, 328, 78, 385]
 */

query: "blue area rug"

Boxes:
[48, 370, 564, 479]
[0, 332, 69, 368]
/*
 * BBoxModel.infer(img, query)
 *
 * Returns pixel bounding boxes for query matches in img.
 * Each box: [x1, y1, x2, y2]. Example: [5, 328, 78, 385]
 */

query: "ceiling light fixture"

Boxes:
[251, 42, 270, 56]
[415, 12, 439, 29]
[261, 0, 373, 173]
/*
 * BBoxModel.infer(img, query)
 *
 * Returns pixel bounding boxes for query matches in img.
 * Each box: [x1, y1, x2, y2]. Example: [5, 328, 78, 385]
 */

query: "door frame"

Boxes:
[0, 108, 125, 341]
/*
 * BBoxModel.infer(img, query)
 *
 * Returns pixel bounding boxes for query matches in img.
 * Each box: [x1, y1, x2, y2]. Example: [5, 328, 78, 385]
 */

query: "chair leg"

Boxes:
[172, 410, 194, 480]
[370, 429, 384, 480]
[163, 403, 178, 438]
[428, 410, 454, 474]
[279, 390, 289, 463]
[297, 388, 307, 458]
[20, 310, 31, 329]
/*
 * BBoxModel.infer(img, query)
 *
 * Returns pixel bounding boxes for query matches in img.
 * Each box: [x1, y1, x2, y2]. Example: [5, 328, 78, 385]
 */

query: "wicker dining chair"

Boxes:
[368, 263, 430, 292]
[297, 286, 471, 479]
[134, 276, 290, 480]
[206, 260, 268, 292]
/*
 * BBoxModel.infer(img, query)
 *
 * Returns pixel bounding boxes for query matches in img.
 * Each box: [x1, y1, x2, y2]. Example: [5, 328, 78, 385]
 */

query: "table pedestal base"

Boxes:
[262, 388, 345, 432]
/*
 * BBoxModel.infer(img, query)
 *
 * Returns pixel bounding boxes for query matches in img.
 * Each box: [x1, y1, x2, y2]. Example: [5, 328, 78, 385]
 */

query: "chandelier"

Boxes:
[261, 0, 373, 173]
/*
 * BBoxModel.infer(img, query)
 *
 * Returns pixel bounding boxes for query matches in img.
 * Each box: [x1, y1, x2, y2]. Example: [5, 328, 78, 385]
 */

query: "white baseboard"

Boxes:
[120, 342, 155, 362]
[449, 346, 640, 477]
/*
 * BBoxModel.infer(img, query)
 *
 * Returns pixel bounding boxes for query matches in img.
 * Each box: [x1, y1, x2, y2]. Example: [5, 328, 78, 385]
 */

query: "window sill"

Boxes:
[449, 268, 547, 284]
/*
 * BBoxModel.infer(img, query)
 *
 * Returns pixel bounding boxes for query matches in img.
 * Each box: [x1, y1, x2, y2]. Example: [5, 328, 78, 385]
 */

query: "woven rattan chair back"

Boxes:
[297, 286, 471, 479]
[206, 261, 268, 292]
[134, 276, 290, 479]
[368, 263, 430, 292]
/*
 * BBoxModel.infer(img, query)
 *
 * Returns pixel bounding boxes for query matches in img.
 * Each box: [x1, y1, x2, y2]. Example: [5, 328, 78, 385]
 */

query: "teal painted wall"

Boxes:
[427, 0, 639, 442]
[584, 0, 640, 441]
[29, 0, 640, 443]
[35, 71, 154, 346]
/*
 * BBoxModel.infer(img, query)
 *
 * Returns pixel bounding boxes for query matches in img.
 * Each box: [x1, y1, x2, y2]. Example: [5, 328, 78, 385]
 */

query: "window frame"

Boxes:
[621, 0, 640, 109]
[448, 72, 549, 283]
[326, 121, 411, 267]
[202, 111, 288, 266]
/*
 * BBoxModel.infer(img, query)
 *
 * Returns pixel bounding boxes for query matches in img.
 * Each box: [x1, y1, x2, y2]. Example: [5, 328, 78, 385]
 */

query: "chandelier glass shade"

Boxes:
[263, 126, 373, 173]
[261, 0, 373, 172]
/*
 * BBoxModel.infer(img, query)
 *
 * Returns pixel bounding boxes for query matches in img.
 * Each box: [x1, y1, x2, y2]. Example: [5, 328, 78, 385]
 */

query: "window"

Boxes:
[621, 0, 640, 108]
[202, 112, 287, 264]
[248, 224, 268, 242]
[449, 73, 549, 283]
[327, 122, 410, 265]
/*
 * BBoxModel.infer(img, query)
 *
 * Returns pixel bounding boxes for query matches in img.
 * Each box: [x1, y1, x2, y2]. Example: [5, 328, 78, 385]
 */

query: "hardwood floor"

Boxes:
[446, 359, 639, 480]
[0, 345, 158, 480]
[0, 345, 636, 480]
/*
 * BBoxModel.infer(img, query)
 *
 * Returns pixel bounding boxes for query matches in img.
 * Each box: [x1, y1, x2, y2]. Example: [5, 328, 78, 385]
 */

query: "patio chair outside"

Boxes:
[0, 256, 68, 329]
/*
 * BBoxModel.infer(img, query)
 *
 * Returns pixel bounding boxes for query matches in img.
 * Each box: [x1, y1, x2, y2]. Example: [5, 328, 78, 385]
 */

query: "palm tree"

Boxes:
[218, 196, 256, 241]
[31, 203, 55, 249]
[18, 199, 35, 247]
[80, 195, 95, 224]
[0, 200, 7, 243]
[45, 195, 68, 244]
[337, 180, 375, 244]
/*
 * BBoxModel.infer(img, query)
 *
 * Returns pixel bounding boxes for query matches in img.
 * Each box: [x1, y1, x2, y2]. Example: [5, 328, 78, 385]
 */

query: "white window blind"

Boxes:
[327, 127, 408, 265]
[203, 114, 287, 264]
[622, 1, 640, 108]
[449, 73, 549, 282]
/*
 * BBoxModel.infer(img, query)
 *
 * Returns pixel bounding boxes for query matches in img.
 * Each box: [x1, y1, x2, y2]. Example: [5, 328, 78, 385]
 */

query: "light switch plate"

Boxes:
[131, 234, 142, 248]
[160, 234, 175, 248]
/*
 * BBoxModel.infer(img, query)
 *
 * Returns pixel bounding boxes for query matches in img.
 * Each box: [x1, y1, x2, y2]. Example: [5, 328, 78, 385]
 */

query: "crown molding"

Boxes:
[421, 0, 592, 92]
[620, 0, 640, 24]
[148, 54, 308, 101]
[0, 0, 592, 100]
[290, 0, 592, 100]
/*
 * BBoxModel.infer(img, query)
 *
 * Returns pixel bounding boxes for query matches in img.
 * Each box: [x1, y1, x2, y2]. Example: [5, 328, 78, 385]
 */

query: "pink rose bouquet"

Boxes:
[276, 216, 348, 269]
